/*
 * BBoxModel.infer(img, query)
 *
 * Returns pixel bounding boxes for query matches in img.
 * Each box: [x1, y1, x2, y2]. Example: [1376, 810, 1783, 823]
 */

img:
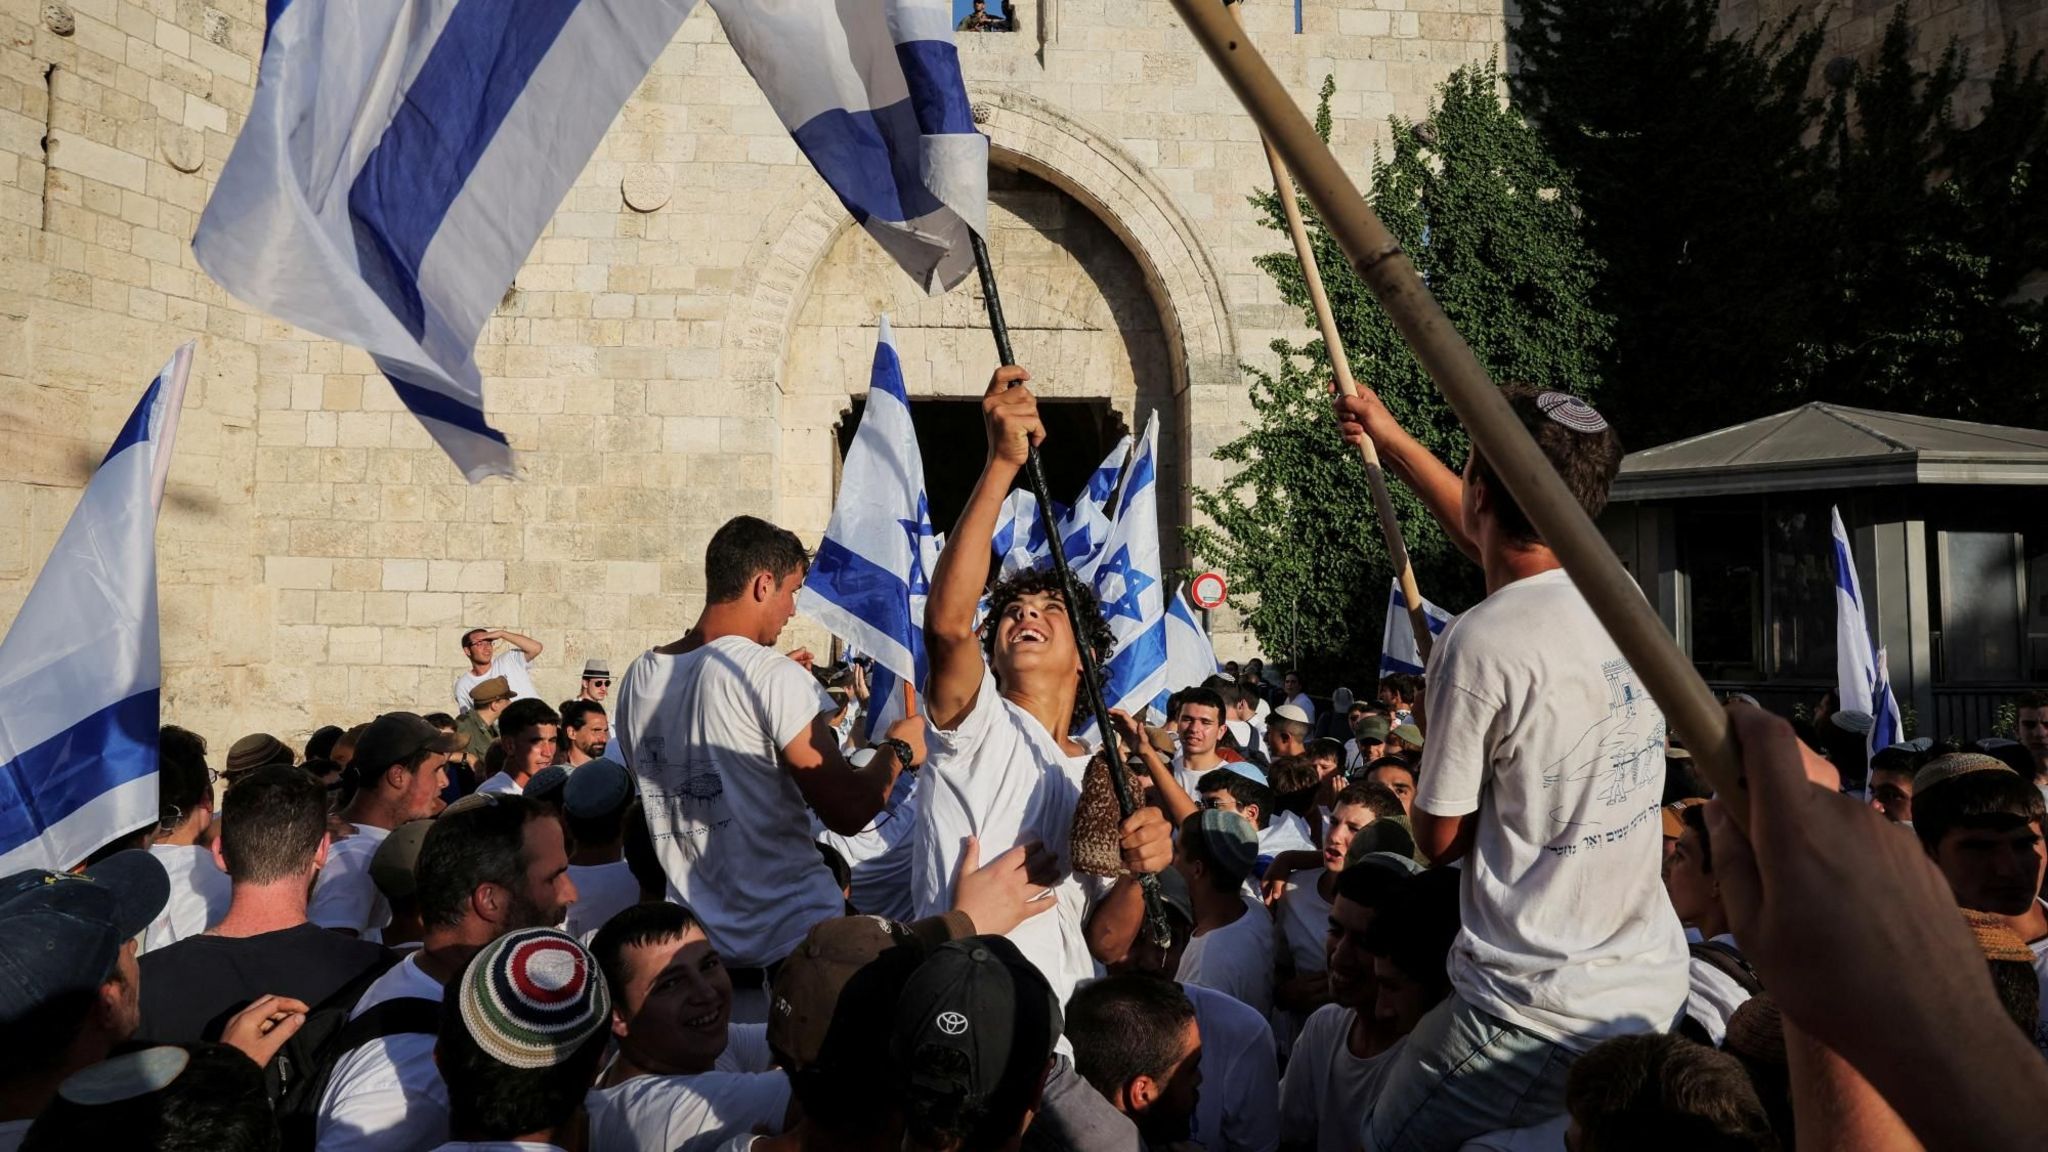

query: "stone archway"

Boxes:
[719, 84, 1241, 560]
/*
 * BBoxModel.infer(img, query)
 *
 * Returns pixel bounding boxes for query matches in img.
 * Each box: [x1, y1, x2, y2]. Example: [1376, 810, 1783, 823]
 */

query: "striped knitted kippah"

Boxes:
[1912, 752, 2017, 797]
[458, 927, 610, 1071]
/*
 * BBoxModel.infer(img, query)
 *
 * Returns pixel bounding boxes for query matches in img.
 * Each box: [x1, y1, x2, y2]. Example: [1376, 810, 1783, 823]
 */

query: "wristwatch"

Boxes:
[873, 737, 916, 770]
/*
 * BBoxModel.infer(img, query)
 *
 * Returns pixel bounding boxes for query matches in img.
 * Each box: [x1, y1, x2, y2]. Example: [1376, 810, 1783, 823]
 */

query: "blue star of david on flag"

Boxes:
[1093, 546, 1155, 624]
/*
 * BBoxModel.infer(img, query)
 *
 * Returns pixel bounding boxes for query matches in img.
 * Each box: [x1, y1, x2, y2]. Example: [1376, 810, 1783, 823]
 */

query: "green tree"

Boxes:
[1188, 63, 1613, 684]
[1511, 1, 2047, 442]
[1792, 13, 2048, 420]
[1509, 0, 1827, 447]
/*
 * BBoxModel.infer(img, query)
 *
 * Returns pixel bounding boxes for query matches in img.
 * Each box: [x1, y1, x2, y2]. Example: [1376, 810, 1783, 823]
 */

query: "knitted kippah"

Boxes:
[1912, 752, 2017, 796]
[458, 927, 610, 1071]
[1964, 910, 2035, 965]
[1534, 391, 1608, 433]
[1721, 996, 1785, 1066]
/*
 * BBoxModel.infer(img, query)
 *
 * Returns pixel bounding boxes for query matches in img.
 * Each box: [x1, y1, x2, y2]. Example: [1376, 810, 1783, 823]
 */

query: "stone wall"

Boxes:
[0, 0, 1508, 750]
[1719, 0, 2048, 114]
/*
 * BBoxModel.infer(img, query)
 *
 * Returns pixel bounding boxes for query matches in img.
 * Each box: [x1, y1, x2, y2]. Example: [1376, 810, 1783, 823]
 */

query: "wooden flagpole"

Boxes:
[1232, 3, 1432, 660]
[1172, 0, 1743, 811]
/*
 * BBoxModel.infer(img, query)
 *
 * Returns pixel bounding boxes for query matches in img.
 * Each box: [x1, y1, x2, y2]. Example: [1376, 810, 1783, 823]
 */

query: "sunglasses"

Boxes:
[585, 678, 611, 688]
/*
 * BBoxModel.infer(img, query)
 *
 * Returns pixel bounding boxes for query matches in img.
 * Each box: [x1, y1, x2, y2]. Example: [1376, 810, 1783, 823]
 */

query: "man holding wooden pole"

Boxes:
[1335, 385, 1688, 1148]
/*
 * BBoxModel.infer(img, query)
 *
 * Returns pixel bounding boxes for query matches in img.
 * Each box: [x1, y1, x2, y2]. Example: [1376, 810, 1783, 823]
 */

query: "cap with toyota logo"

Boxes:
[890, 935, 1061, 1148]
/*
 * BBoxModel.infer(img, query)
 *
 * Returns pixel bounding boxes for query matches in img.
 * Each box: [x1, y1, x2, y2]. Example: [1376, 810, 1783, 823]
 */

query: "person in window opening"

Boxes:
[956, 0, 1014, 32]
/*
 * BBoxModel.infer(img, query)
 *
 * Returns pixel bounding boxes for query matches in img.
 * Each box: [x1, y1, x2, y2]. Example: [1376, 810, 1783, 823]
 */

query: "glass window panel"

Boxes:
[1766, 504, 1836, 679]
[1683, 509, 1761, 678]
[1944, 530, 2020, 682]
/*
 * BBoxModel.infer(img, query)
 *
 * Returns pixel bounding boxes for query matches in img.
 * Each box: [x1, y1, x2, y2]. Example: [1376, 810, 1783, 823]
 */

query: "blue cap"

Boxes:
[525, 765, 571, 804]
[563, 757, 633, 820]
[1215, 761, 1267, 788]
[0, 850, 168, 1025]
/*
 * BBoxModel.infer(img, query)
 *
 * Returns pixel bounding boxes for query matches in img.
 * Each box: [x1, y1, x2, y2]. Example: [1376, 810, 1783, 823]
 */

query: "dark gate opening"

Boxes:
[836, 397, 1129, 534]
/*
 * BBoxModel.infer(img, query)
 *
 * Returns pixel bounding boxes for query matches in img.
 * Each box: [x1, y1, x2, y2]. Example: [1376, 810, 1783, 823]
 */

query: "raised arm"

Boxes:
[490, 628, 544, 662]
[784, 712, 926, 836]
[925, 365, 1042, 731]
[1332, 389, 1476, 563]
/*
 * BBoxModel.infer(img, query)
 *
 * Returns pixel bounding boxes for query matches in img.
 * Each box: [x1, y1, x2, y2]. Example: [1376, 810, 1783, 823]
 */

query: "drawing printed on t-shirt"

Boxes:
[1538, 658, 1667, 844]
[635, 735, 729, 844]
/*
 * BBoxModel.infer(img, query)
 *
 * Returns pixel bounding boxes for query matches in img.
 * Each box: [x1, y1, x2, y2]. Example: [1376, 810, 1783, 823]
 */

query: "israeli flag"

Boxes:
[798, 318, 938, 736]
[990, 436, 1130, 579]
[194, 0, 699, 482]
[1066, 436, 1132, 580]
[712, 0, 988, 293]
[1088, 413, 1169, 719]
[1152, 584, 1221, 713]
[1379, 579, 1453, 678]
[1830, 507, 1904, 770]
[991, 489, 1061, 580]
[0, 346, 192, 873]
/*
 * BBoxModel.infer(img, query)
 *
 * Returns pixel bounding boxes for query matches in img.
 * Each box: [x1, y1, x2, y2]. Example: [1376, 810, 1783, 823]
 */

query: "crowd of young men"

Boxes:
[3, 367, 2046, 1152]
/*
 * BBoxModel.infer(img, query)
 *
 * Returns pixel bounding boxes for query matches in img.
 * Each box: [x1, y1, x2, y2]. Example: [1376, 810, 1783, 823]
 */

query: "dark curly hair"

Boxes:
[980, 568, 1116, 673]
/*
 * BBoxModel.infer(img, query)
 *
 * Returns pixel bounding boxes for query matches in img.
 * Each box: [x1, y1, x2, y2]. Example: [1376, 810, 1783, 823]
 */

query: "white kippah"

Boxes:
[1535, 391, 1609, 433]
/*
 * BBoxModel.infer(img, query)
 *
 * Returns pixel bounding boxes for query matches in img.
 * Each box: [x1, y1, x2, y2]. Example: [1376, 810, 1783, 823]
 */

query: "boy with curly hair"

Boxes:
[915, 365, 1175, 1024]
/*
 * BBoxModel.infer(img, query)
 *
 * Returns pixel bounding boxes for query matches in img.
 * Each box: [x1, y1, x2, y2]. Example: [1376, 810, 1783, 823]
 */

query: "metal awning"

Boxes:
[1610, 403, 2048, 501]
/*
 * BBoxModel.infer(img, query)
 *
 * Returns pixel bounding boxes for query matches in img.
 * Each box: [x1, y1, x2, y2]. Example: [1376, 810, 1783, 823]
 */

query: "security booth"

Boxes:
[1599, 403, 2048, 739]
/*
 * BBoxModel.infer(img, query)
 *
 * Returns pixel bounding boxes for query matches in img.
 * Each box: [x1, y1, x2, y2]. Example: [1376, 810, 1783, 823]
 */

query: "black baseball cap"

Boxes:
[890, 936, 1061, 1144]
[351, 712, 463, 776]
[0, 850, 169, 1024]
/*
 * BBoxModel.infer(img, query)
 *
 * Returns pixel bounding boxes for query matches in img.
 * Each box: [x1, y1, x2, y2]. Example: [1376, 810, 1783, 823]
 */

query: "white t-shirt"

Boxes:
[475, 772, 524, 796]
[912, 666, 1104, 1018]
[611, 636, 841, 968]
[455, 649, 540, 714]
[1173, 752, 1225, 799]
[815, 769, 919, 921]
[1183, 982, 1280, 1152]
[2025, 905, 2048, 1057]
[317, 954, 448, 1152]
[1276, 869, 1332, 975]
[309, 823, 393, 943]
[1684, 935, 1754, 1048]
[1260, 811, 1316, 857]
[586, 1024, 789, 1152]
[142, 842, 231, 953]
[1176, 895, 1277, 1018]
[1278, 1005, 1405, 1152]
[1413, 568, 1687, 1051]
[565, 860, 642, 940]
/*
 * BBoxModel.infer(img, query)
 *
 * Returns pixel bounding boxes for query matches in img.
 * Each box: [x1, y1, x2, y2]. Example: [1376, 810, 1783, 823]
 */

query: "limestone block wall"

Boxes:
[0, 0, 1508, 751]
[1718, 0, 2047, 114]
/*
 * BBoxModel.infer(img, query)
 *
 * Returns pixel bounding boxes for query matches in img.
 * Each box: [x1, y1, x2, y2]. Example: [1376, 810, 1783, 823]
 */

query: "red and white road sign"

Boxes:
[1189, 571, 1228, 610]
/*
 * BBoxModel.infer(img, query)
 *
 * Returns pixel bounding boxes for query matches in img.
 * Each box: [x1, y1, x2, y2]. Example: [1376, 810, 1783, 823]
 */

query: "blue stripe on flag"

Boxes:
[0, 689, 159, 857]
[1115, 448, 1155, 517]
[872, 338, 909, 403]
[810, 537, 917, 654]
[387, 373, 511, 445]
[790, 99, 947, 226]
[266, 0, 293, 35]
[348, 0, 585, 338]
[101, 376, 162, 465]
[1832, 537, 1859, 599]
[1101, 619, 1166, 700]
[895, 41, 976, 135]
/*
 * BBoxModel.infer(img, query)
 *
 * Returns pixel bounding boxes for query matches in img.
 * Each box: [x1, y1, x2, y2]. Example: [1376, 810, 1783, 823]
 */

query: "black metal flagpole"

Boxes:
[970, 230, 1169, 947]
